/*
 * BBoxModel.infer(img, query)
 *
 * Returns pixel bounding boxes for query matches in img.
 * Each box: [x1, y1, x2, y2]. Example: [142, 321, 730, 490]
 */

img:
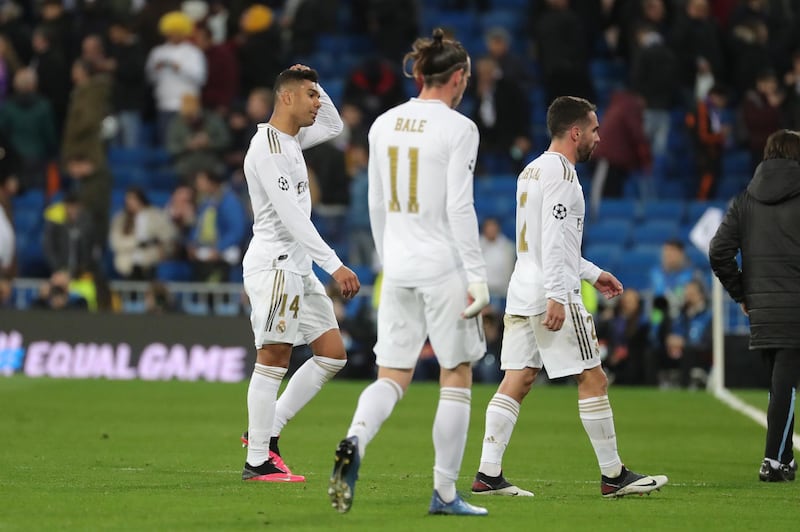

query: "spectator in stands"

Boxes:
[109, 187, 177, 280]
[483, 26, 531, 89]
[597, 288, 649, 385]
[0, 1, 31, 66]
[686, 84, 731, 199]
[235, 4, 282, 96]
[166, 92, 231, 179]
[0, 68, 58, 190]
[63, 154, 111, 255]
[0, 34, 21, 103]
[194, 22, 239, 114]
[61, 58, 111, 168]
[106, 18, 147, 148]
[533, 0, 594, 103]
[305, 139, 350, 246]
[146, 10, 207, 144]
[590, 89, 651, 200]
[79, 34, 110, 75]
[649, 239, 698, 320]
[43, 191, 94, 279]
[38, 0, 78, 62]
[727, 17, 773, 97]
[225, 87, 273, 172]
[669, 0, 725, 105]
[346, 137, 374, 268]
[342, 56, 407, 126]
[479, 217, 515, 303]
[630, 23, 679, 161]
[360, 0, 419, 62]
[31, 270, 89, 311]
[468, 56, 531, 175]
[30, 25, 70, 135]
[187, 168, 247, 282]
[164, 183, 196, 260]
[663, 279, 712, 389]
[740, 69, 786, 171]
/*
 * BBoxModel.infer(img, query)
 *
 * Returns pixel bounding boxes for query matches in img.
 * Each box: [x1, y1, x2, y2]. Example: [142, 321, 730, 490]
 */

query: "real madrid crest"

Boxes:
[276, 320, 287, 333]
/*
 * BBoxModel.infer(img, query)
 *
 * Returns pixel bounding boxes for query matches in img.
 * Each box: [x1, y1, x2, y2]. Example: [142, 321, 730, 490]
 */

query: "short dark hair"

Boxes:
[273, 68, 319, 97]
[763, 129, 800, 161]
[403, 28, 469, 87]
[664, 239, 685, 251]
[546, 96, 597, 139]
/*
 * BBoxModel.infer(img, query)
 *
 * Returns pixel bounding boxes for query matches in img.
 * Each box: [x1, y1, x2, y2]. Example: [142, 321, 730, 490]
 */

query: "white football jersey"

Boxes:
[242, 86, 344, 278]
[505, 151, 601, 316]
[368, 98, 487, 287]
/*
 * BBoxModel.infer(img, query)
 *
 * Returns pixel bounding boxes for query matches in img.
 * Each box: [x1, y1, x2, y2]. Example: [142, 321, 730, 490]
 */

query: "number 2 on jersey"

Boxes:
[388, 146, 419, 213]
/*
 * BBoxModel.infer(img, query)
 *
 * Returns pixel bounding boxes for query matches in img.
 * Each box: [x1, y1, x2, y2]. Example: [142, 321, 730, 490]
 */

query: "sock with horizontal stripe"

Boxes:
[579, 395, 622, 478]
[479, 393, 520, 477]
[272, 355, 346, 437]
[246, 363, 287, 467]
[347, 378, 404, 459]
[433, 387, 471, 503]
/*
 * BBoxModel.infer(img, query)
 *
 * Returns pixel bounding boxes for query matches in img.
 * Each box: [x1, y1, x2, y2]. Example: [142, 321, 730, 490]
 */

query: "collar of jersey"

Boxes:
[258, 123, 291, 138]
[543, 151, 575, 170]
[409, 97, 448, 106]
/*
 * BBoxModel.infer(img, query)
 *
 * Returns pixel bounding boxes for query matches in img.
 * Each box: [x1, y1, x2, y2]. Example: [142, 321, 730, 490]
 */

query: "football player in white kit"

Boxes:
[328, 29, 490, 516]
[470, 96, 668, 498]
[240, 65, 360, 482]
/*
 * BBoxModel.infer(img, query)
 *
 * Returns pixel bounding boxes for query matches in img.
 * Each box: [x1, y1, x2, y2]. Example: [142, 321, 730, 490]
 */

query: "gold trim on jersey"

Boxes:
[569, 303, 593, 361]
[267, 128, 282, 154]
[265, 270, 286, 331]
[560, 158, 575, 182]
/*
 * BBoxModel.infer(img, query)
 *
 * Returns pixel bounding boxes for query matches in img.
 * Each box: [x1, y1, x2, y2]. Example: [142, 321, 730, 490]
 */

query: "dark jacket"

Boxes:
[709, 158, 800, 349]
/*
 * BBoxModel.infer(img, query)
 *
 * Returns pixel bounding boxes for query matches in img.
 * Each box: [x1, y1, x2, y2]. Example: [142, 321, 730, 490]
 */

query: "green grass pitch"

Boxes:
[1, 378, 798, 531]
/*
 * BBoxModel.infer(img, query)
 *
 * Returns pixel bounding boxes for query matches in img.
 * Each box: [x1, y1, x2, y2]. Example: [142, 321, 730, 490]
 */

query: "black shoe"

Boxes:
[328, 436, 360, 513]
[601, 466, 668, 498]
[471, 471, 534, 496]
[242, 459, 305, 482]
[759, 459, 797, 482]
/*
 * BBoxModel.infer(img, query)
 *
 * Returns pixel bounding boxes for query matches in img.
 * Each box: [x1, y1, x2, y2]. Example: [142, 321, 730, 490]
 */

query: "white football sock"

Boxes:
[246, 363, 287, 467]
[347, 378, 404, 459]
[272, 355, 346, 437]
[579, 395, 622, 478]
[479, 393, 520, 477]
[433, 387, 471, 503]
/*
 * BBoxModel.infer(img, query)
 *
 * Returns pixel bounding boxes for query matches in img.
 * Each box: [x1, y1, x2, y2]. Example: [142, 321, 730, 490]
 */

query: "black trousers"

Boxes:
[763, 348, 800, 463]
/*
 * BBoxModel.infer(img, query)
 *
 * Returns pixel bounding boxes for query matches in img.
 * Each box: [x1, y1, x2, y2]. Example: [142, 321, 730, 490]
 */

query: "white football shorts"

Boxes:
[501, 301, 601, 379]
[244, 269, 338, 348]
[374, 272, 486, 370]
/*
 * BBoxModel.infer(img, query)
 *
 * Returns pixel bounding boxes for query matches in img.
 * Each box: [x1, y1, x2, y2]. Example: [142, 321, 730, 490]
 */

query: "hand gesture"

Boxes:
[594, 271, 623, 299]
[332, 265, 360, 300]
[542, 299, 565, 331]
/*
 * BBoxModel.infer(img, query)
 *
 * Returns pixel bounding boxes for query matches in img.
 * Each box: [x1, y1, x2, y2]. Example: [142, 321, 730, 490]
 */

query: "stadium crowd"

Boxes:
[0, 0, 796, 386]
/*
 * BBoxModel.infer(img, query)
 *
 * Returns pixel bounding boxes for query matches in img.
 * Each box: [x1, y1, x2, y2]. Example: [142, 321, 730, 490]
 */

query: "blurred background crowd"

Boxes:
[0, 0, 793, 385]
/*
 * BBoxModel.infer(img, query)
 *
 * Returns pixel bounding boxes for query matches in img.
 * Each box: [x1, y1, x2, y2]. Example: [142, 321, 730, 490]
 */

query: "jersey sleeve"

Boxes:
[255, 153, 343, 274]
[296, 84, 344, 150]
[540, 172, 575, 304]
[445, 120, 487, 283]
[367, 124, 386, 266]
[579, 258, 602, 284]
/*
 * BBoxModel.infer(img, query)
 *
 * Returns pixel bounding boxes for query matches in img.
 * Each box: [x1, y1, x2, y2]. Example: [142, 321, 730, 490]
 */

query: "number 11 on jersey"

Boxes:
[388, 145, 420, 213]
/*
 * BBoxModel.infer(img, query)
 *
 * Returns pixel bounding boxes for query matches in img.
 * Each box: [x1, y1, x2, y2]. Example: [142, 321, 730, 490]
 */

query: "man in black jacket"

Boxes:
[709, 129, 800, 482]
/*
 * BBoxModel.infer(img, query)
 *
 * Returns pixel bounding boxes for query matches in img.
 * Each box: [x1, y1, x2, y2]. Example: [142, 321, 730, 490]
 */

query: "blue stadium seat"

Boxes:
[722, 150, 751, 176]
[112, 166, 149, 189]
[490, 0, 529, 8]
[351, 264, 376, 285]
[685, 245, 709, 268]
[146, 147, 172, 167]
[626, 244, 663, 267]
[12, 189, 45, 211]
[631, 220, 680, 245]
[584, 243, 622, 271]
[156, 260, 192, 282]
[475, 194, 513, 220]
[148, 191, 171, 208]
[715, 176, 747, 200]
[641, 200, 686, 223]
[108, 147, 150, 166]
[111, 189, 126, 215]
[615, 268, 651, 291]
[584, 219, 632, 246]
[596, 198, 638, 222]
[426, 10, 478, 38]
[475, 177, 517, 197]
[323, 78, 344, 107]
[479, 10, 523, 33]
[148, 167, 180, 191]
